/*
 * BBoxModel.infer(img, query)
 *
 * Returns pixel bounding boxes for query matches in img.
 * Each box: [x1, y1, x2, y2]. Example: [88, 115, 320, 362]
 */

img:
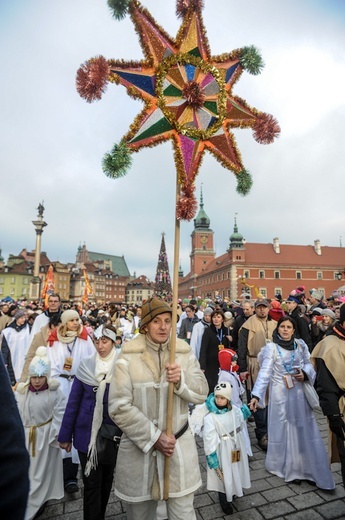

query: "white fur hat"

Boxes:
[214, 382, 232, 402]
[29, 346, 51, 378]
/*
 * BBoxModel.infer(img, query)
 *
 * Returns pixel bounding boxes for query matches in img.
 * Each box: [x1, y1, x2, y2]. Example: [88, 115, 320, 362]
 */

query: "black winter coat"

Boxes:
[199, 324, 231, 394]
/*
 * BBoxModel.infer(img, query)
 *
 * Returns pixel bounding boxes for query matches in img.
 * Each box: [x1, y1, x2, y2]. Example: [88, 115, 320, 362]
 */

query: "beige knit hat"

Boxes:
[61, 309, 80, 325]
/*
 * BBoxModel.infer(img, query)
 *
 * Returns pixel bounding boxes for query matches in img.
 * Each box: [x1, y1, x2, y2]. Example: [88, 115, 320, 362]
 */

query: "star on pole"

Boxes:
[76, 0, 280, 219]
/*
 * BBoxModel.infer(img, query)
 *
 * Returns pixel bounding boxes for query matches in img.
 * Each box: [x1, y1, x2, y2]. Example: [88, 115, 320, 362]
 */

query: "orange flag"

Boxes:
[41, 265, 55, 307]
[82, 269, 93, 304]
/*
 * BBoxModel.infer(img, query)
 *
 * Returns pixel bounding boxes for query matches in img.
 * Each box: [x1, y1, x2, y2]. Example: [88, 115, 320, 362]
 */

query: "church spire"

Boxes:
[154, 233, 172, 301]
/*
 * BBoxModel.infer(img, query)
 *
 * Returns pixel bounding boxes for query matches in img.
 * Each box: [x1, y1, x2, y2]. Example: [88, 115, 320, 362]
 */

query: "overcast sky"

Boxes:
[1, 0, 344, 280]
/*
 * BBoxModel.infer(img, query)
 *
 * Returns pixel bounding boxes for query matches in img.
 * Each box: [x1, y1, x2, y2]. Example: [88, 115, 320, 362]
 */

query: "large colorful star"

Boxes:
[76, 0, 280, 219]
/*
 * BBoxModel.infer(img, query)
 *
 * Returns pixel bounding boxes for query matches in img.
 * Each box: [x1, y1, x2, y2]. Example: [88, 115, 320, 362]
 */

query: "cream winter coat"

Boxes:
[108, 333, 208, 502]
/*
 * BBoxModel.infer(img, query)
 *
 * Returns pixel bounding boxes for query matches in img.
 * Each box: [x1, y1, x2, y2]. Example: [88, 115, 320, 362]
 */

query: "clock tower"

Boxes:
[190, 187, 215, 277]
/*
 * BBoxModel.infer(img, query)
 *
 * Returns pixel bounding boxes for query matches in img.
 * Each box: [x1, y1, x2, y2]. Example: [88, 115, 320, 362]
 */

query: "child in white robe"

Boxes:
[217, 348, 253, 456]
[203, 382, 251, 515]
[16, 347, 66, 520]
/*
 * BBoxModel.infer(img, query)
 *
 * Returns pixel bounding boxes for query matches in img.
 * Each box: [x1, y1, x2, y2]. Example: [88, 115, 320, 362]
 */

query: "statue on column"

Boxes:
[37, 202, 45, 217]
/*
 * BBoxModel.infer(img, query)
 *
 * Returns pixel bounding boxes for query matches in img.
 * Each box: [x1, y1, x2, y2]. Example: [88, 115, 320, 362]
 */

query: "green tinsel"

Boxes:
[240, 46, 264, 75]
[107, 0, 130, 20]
[236, 169, 253, 196]
[102, 142, 133, 179]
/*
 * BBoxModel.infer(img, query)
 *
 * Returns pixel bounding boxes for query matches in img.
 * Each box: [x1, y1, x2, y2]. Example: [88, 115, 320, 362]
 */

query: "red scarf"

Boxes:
[47, 326, 89, 346]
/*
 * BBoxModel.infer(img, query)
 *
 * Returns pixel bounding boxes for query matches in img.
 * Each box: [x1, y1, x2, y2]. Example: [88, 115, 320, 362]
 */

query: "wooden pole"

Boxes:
[163, 177, 181, 500]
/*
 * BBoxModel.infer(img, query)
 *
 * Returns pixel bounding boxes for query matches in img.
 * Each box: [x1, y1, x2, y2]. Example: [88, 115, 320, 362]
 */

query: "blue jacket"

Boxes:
[58, 376, 119, 453]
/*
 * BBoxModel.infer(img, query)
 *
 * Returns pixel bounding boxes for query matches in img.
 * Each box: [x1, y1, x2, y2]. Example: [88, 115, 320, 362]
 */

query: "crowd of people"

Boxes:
[0, 286, 344, 519]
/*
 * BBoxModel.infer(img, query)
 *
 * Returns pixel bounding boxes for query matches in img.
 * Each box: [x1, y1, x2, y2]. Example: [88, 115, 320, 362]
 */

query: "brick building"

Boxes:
[178, 197, 345, 301]
[126, 275, 155, 305]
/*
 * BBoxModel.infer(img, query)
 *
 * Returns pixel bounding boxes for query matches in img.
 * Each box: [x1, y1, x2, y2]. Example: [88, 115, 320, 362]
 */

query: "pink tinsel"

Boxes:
[253, 113, 281, 145]
[76, 55, 110, 103]
[176, 185, 198, 220]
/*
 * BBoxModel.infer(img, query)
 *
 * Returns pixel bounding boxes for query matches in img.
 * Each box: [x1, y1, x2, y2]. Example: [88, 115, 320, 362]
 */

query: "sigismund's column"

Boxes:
[29, 202, 47, 300]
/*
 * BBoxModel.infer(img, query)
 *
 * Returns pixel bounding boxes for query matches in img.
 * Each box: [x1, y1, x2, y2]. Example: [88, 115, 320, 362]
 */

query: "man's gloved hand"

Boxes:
[328, 415, 345, 440]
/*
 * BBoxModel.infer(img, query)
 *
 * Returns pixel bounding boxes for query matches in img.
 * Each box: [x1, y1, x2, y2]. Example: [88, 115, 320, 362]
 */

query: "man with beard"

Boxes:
[238, 299, 276, 451]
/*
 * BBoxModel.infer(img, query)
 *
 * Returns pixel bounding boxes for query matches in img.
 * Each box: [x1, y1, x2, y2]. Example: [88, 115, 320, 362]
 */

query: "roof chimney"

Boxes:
[314, 239, 321, 255]
[273, 237, 280, 254]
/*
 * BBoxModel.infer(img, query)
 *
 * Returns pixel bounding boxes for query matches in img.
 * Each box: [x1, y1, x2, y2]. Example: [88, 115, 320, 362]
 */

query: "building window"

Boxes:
[11, 277, 15, 284]
[259, 270, 265, 279]
[236, 255, 242, 260]
[23, 277, 28, 284]
[296, 271, 302, 279]
[244, 270, 250, 278]
[0, 277, 3, 284]
[275, 288, 282, 296]
[317, 272, 322, 280]
[259, 288, 267, 298]
[0, 288, 3, 294]
[10, 288, 15, 295]
[274, 271, 280, 279]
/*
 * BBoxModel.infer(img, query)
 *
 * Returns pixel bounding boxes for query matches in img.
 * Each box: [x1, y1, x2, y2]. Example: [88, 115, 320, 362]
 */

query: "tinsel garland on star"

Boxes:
[76, 0, 280, 220]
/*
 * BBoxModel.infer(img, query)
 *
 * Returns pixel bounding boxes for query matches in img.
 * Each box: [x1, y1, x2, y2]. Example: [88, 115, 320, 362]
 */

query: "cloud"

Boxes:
[0, 0, 344, 281]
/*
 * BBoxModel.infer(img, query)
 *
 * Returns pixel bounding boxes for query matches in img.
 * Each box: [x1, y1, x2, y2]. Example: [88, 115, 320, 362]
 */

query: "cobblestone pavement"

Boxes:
[39, 410, 345, 520]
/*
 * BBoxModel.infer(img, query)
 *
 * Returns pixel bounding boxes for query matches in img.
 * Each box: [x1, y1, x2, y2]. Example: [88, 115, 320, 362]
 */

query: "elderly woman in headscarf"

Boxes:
[58, 325, 121, 520]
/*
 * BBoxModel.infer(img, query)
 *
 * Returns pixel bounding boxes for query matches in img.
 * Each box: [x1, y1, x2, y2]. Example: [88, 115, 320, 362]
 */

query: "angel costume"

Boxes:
[15, 348, 67, 520]
[203, 393, 251, 502]
[252, 335, 335, 489]
[218, 369, 252, 457]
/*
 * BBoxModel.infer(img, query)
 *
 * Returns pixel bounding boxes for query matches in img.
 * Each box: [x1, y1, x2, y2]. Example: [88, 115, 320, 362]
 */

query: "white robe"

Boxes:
[16, 382, 67, 520]
[253, 340, 335, 490]
[47, 335, 95, 463]
[2, 324, 30, 381]
[218, 369, 253, 456]
[190, 321, 208, 360]
[29, 313, 49, 341]
[203, 406, 251, 502]
[47, 335, 95, 397]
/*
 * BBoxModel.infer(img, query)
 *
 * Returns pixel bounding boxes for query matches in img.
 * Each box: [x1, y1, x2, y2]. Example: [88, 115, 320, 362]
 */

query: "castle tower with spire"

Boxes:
[227, 214, 245, 264]
[154, 233, 172, 301]
[190, 186, 215, 277]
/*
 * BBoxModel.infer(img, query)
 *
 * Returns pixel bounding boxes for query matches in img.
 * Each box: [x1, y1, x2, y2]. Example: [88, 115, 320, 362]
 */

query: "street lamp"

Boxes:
[336, 269, 345, 281]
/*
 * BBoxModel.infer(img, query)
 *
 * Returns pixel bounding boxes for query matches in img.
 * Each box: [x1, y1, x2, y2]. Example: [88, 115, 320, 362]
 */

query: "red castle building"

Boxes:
[178, 193, 345, 302]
